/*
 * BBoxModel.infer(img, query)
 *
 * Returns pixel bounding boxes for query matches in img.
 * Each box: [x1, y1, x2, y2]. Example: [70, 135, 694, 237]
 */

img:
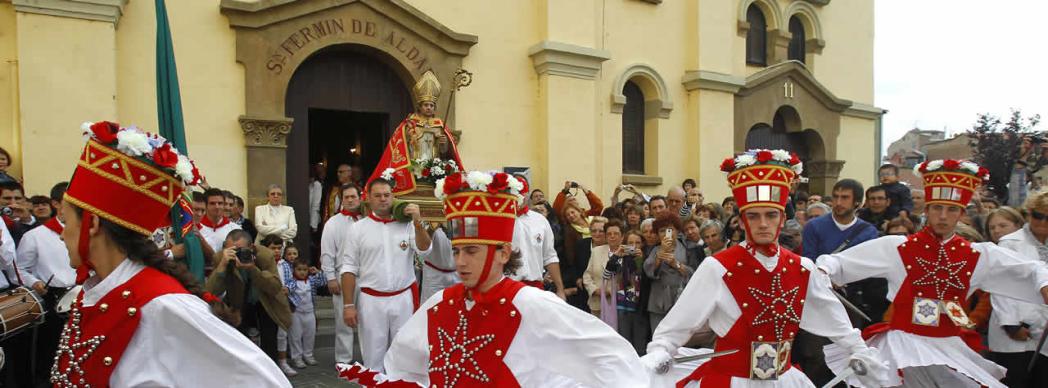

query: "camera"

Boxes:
[570, 182, 579, 188]
[0, 207, 11, 217]
[624, 246, 637, 255]
[234, 247, 255, 264]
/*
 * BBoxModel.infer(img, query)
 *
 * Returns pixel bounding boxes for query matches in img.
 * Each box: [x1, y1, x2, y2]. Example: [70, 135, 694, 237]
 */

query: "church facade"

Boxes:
[0, 0, 881, 216]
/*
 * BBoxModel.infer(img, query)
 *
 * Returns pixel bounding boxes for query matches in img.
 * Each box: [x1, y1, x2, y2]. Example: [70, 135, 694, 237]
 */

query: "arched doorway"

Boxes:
[745, 106, 825, 193]
[284, 44, 413, 259]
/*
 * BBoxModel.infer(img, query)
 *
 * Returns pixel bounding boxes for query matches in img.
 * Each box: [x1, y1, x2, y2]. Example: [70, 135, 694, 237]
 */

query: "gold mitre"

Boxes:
[413, 70, 441, 104]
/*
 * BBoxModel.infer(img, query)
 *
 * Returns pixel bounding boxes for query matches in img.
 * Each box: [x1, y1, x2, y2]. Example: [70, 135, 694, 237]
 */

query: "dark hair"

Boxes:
[653, 213, 683, 233]
[367, 178, 395, 194]
[885, 216, 916, 234]
[72, 205, 237, 325]
[0, 146, 11, 166]
[224, 229, 253, 245]
[832, 179, 864, 205]
[0, 181, 23, 195]
[340, 183, 361, 197]
[650, 195, 667, 206]
[203, 188, 225, 202]
[504, 248, 523, 275]
[604, 219, 626, 235]
[292, 255, 310, 268]
[879, 164, 900, 175]
[192, 191, 206, 203]
[793, 190, 810, 203]
[260, 234, 283, 247]
[601, 207, 623, 221]
[28, 195, 51, 205]
[682, 215, 703, 230]
[50, 182, 69, 202]
[221, 190, 235, 200]
[682, 178, 696, 189]
[234, 195, 245, 208]
[865, 185, 887, 198]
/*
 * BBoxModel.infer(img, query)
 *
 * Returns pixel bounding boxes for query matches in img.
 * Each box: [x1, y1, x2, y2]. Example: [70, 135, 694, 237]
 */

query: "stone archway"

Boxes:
[221, 0, 477, 212]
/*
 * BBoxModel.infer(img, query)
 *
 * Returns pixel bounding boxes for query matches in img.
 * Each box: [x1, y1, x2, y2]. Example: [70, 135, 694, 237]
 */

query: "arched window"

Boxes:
[788, 16, 806, 63]
[622, 81, 645, 174]
[746, 4, 768, 66]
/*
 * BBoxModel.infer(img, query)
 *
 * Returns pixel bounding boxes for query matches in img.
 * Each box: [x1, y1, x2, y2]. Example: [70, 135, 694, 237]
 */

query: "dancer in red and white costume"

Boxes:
[819, 159, 1048, 388]
[51, 121, 288, 387]
[643, 149, 889, 387]
[340, 170, 647, 387]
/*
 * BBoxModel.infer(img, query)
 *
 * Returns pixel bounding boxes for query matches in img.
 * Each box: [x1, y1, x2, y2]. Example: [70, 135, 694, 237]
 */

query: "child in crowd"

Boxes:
[286, 251, 325, 368]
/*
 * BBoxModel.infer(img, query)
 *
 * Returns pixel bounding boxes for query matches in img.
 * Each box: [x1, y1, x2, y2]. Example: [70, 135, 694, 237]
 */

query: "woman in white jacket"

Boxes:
[255, 184, 298, 242]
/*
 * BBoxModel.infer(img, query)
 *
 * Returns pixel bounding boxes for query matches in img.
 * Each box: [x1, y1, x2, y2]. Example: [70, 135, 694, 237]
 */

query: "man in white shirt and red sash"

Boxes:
[509, 175, 567, 299]
[51, 121, 288, 387]
[321, 182, 363, 364]
[198, 187, 241, 253]
[341, 173, 432, 371]
[337, 170, 648, 387]
[818, 159, 1048, 387]
[643, 149, 889, 387]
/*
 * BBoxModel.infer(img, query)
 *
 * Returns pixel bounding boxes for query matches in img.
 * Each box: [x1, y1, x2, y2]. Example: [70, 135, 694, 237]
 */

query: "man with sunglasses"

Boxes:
[818, 159, 1048, 387]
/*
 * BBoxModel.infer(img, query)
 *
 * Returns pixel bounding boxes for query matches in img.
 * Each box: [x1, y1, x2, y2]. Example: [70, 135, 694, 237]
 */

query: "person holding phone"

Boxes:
[643, 214, 692, 332]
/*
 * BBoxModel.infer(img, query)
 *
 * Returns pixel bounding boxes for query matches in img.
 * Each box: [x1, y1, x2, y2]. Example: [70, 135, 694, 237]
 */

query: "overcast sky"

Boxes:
[876, 0, 1047, 154]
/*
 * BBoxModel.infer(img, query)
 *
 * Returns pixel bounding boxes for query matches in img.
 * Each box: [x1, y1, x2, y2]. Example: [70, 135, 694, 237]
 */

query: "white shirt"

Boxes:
[990, 227, 1048, 355]
[309, 180, 323, 230]
[832, 214, 859, 231]
[0, 220, 16, 289]
[420, 228, 459, 302]
[341, 216, 431, 291]
[254, 204, 298, 242]
[817, 235, 1048, 305]
[320, 212, 360, 282]
[15, 223, 75, 288]
[291, 278, 316, 313]
[510, 211, 559, 281]
[649, 246, 869, 364]
[78, 259, 291, 387]
[198, 219, 241, 254]
[385, 282, 649, 387]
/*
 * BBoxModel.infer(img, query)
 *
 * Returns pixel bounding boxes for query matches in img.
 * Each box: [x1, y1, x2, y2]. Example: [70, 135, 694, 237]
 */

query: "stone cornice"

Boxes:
[13, 0, 128, 24]
[527, 41, 611, 80]
[240, 116, 294, 148]
[682, 70, 746, 94]
[843, 102, 886, 120]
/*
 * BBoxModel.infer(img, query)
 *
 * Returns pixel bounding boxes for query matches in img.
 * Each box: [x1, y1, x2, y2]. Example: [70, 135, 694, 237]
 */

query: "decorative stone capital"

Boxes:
[805, 160, 846, 178]
[527, 41, 611, 80]
[239, 116, 293, 148]
[13, 0, 128, 24]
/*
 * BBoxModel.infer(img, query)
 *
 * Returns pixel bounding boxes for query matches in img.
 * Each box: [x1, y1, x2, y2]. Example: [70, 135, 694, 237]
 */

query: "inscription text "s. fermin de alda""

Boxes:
[267, 18, 431, 75]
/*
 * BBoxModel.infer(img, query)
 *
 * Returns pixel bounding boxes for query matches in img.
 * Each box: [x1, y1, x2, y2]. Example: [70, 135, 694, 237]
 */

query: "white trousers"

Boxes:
[358, 291, 414, 371]
[331, 289, 358, 363]
[277, 328, 287, 353]
[288, 309, 317, 360]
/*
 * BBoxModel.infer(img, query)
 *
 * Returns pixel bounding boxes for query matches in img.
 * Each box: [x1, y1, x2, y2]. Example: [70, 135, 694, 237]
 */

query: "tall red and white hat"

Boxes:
[913, 159, 989, 208]
[720, 149, 803, 212]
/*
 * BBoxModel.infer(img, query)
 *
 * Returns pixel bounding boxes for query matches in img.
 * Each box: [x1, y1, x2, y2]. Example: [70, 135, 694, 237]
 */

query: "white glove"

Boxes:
[847, 346, 891, 388]
[641, 348, 672, 375]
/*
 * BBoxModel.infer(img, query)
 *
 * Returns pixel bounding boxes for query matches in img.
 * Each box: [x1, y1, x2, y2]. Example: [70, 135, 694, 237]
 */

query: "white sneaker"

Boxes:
[279, 361, 298, 377]
[291, 358, 307, 369]
[304, 356, 318, 366]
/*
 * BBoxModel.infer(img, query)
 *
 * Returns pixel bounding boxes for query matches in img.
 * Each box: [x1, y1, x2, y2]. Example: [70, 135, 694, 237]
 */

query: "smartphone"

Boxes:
[665, 228, 673, 240]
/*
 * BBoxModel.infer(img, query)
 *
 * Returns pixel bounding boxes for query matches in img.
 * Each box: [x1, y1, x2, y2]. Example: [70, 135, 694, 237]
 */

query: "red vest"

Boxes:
[872, 229, 979, 340]
[51, 266, 188, 388]
[679, 245, 810, 388]
[427, 278, 525, 387]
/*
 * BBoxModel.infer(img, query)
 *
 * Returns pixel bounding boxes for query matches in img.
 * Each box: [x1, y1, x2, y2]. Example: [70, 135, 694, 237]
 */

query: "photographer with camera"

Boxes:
[0, 181, 39, 244]
[554, 180, 605, 220]
[206, 229, 292, 360]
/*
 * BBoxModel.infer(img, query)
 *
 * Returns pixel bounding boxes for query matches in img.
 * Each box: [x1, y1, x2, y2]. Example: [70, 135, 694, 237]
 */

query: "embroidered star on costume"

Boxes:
[747, 272, 801, 341]
[912, 246, 966, 300]
[429, 310, 496, 386]
[755, 352, 776, 373]
[918, 303, 937, 318]
[50, 302, 107, 387]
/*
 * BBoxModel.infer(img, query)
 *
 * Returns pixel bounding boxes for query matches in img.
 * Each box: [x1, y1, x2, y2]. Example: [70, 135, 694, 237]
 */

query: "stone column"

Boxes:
[13, 0, 127, 195]
[806, 159, 845, 195]
[239, 115, 293, 217]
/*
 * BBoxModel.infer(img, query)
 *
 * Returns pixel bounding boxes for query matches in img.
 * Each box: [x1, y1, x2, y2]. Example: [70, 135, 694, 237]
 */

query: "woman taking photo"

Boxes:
[643, 214, 693, 332]
[602, 228, 648, 355]
[53, 121, 288, 386]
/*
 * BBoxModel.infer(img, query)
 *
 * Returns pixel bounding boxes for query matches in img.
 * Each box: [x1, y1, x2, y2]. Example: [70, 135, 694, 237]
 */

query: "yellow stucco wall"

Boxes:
[0, 2, 19, 181]
[4, 0, 877, 204]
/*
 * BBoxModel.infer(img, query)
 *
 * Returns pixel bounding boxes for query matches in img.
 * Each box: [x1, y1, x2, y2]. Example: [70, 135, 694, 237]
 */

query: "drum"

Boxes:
[0, 287, 45, 341]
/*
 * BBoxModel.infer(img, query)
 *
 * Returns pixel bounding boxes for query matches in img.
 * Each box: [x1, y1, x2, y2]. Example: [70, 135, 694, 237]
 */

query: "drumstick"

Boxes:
[43, 274, 54, 288]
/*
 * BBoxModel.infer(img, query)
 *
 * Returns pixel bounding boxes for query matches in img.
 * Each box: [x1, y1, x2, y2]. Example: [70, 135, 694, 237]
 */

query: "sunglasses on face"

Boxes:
[1032, 210, 1048, 221]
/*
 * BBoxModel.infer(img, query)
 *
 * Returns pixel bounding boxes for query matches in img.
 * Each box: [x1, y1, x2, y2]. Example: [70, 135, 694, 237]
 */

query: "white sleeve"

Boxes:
[384, 291, 442, 385]
[991, 293, 1025, 327]
[541, 218, 559, 266]
[648, 259, 723, 355]
[14, 232, 40, 286]
[254, 206, 280, 237]
[309, 181, 321, 229]
[515, 288, 648, 388]
[112, 294, 291, 387]
[282, 207, 298, 240]
[410, 222, 432, 258]
[319, 219, 339, 280]
[341, 223, 360, 276]
[798, 258, 867, 353]
[817, 236, 908, 287]
[971, 242, 1048, 304]
[0, 220, 15, 269]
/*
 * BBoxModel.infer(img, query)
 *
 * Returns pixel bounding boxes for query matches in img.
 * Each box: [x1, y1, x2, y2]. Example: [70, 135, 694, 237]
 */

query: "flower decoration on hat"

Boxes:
[721, 149, 802, 212]
[435, 171, 522, 247]
[913, 159, 988, 208]
[66, 121, 205, 283]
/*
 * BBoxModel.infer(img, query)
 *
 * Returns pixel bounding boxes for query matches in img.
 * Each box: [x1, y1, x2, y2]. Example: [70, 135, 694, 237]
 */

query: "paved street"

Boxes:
[288, 296, 359, 388]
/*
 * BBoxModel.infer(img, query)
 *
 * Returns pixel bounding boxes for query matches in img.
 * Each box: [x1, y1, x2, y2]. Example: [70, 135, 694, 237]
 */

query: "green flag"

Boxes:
[155, 0, 206, 283]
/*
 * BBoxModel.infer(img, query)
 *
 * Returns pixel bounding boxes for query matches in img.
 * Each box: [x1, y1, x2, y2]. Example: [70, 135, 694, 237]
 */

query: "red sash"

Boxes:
[427, 278, 525, 387]
[424, 261, 456, 273]
[679, 246, 809, 387]
[52, 266, 188, 387]
[361, 283, 420, 311]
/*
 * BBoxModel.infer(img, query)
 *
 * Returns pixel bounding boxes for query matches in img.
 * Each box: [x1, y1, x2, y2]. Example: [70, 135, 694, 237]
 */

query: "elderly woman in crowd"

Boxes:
[700, 220, 728, 256]
[643, 214, 694, 332]
[681, 216, 706, 268]
[806, 201, 831, 219]
[569, 216, 607, 312]
[583, 220, 624, 321]
[255, 184, 297, 243]
[984, 206, 1026, 244]
[989, 192, 1048, 387]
